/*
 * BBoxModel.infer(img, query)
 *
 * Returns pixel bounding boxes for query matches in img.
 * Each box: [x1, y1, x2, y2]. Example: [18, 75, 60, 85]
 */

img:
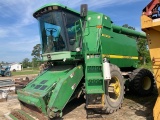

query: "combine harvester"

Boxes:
[8, 3, 155, 120]
[141, 0, 160, 120]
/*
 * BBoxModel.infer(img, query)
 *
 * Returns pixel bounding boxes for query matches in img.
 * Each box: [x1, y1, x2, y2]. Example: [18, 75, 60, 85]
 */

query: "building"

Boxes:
[10, 63, 22, 71]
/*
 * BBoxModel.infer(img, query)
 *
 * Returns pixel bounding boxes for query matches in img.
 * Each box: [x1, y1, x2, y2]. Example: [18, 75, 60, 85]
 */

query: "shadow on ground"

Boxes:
[124, 87, 158, 120]
[54, 96, 85, 120]
[54, 88, 158, 120]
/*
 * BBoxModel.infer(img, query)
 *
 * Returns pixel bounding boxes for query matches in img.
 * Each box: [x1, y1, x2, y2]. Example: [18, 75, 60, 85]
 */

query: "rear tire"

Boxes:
[129, 68, 154, 96]
[104, 64, 124, 113]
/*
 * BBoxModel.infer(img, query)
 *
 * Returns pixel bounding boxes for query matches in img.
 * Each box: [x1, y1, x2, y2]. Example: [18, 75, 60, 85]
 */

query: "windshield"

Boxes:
[38, 10, 80, 54]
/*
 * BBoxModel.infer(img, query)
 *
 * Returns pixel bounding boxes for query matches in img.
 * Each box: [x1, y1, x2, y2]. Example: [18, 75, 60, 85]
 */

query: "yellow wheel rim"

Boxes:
[108, 76, 121, 101]
[142, 77, 151, 90]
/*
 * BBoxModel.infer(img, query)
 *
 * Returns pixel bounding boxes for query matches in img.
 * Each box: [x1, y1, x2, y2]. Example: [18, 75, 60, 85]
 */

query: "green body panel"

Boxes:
[100, 28, 138, 68]
[42, 51, 72, 61]
[48, 65, 83, 111]
[42, 51, 83, 61]
[17, 65, 83, 116]
[83, 12, 139, 68]
[83, 12, 104, 52]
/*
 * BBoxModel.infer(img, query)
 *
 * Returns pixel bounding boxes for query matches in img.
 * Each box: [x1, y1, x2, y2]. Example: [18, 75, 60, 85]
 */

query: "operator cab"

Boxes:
[33, 4, 81, 54]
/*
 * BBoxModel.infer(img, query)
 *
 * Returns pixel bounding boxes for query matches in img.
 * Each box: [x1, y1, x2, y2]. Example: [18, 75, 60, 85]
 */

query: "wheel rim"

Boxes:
[142, 77, 151, 90]
[108, 76, 121, 101]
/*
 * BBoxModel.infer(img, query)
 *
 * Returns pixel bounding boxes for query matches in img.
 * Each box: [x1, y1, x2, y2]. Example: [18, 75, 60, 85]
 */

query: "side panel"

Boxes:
[83, 12, 139, 69]
[83, 13, 104, 52]
[101, 28, 138, 68]
[48, 65, 84, 113]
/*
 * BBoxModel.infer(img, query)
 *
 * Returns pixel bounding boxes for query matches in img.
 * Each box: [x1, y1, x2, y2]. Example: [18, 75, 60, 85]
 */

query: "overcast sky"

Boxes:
[0, 0, 150, 63]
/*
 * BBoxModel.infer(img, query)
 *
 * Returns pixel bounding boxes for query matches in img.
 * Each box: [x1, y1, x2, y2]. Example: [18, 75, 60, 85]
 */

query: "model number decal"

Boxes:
[102, 34, 111, 38]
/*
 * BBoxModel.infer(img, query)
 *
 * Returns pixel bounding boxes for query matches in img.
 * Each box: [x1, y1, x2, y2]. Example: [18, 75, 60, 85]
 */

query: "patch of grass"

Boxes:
[23, 67, 39, 71]
[11, 70, 39, 76]
[138, 62, 153, 71]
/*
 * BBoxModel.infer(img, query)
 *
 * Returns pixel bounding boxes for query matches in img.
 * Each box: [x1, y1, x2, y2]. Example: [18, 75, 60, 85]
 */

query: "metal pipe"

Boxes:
[112, 25, 146, 39]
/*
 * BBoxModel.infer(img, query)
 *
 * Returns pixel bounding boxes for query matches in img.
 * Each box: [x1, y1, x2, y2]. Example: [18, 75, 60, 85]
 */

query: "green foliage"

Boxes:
[122, 24, 135, 30]
[11, 70, 39, 76]
[31, 44, 41, 59]
[23, 67, 39, 70]
[122, 24, 151, 65]
[138, 63, 153, 71]
[32, 58, 41, 68]
[137, 38, 151, 64]
[0, 61, 9, 65]
[31, 44, 42, 68]
[22, 58, 31, 68]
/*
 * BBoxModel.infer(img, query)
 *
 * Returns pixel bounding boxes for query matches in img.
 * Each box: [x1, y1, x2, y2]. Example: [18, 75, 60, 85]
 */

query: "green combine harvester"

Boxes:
[9, 3, 154, 120]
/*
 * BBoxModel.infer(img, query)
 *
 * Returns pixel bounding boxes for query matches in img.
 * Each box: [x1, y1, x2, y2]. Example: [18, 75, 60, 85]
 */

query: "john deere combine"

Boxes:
[9, 3, 155, 120]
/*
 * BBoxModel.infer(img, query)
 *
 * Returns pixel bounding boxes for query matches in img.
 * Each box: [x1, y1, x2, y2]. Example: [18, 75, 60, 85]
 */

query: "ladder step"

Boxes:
[86, 63, 102, 66]
[87, 89, 104, 94]
[87, 76, 103, 80]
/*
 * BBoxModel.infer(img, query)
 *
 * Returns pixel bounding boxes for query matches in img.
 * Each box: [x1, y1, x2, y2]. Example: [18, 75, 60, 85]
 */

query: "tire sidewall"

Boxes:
[105, 65, 124, 109]
[138, 69, 154, 95]
[130, 68, 154, 96]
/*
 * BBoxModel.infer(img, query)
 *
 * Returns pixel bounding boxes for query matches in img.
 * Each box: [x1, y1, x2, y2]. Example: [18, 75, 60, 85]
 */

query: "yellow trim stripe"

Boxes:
[102, 54, 138, 60]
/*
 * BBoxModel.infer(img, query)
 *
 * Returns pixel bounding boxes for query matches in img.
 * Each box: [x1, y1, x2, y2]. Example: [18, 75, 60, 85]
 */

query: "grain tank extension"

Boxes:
[9, 3, 154, 119]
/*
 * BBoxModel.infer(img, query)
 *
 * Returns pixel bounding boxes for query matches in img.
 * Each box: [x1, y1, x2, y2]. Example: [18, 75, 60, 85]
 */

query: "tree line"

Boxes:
[122, 24, 150, 65]
[22, 44, 41, 68]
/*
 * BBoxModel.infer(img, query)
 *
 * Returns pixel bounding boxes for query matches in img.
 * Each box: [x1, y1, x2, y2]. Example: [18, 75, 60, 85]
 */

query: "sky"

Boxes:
[0, 0, 150, 63]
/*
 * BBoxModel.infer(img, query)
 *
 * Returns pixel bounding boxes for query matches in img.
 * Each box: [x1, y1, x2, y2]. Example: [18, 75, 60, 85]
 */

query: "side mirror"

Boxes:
[80, 4, 88, 17]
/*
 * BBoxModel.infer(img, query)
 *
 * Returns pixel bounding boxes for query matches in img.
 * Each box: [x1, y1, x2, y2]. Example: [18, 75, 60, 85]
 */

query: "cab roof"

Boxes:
[33, 3, 80, 18]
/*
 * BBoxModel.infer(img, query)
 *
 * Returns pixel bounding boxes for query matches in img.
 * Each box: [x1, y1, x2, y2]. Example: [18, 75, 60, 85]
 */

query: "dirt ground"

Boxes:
[0, 75, 157, 120]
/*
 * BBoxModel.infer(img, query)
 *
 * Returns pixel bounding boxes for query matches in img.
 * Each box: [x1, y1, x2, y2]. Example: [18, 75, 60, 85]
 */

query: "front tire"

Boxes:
[104, 64, 124, 113]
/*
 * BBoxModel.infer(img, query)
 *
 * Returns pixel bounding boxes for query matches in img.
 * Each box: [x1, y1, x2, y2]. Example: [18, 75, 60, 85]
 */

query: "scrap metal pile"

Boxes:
[14, 77, 32, 93]
[0, 77, 34, 101]
[0, 79, 15, 101]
